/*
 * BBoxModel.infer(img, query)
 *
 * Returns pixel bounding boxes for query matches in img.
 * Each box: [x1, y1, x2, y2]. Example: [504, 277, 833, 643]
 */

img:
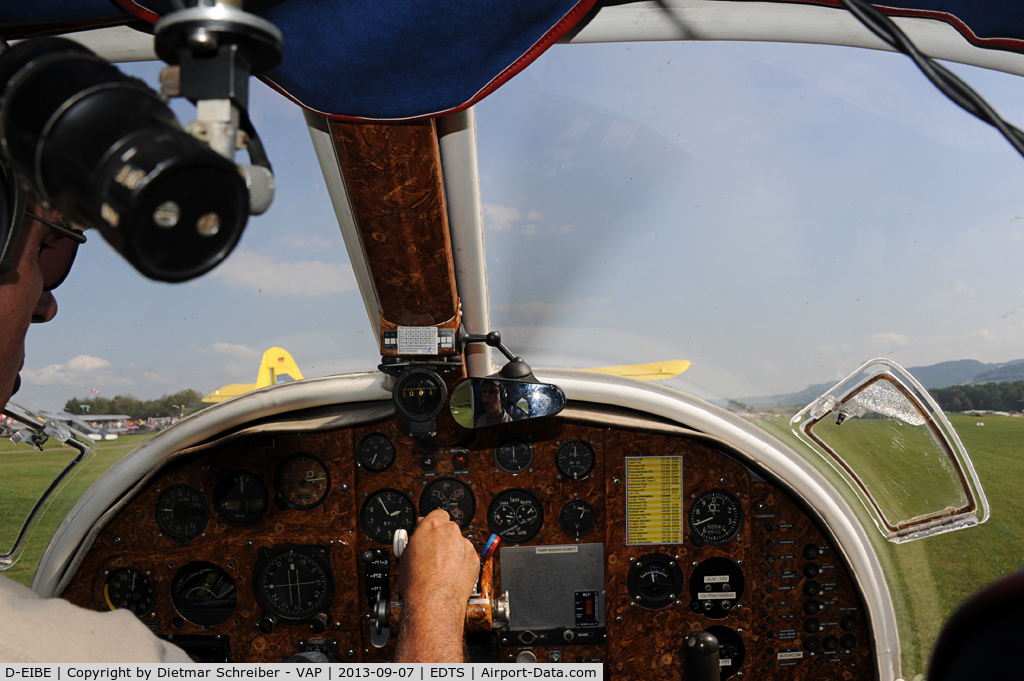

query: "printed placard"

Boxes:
[625, 456, 683, 545]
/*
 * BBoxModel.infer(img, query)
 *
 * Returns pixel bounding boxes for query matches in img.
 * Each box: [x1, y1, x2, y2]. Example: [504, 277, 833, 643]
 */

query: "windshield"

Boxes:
[475, 40, 1024, 677]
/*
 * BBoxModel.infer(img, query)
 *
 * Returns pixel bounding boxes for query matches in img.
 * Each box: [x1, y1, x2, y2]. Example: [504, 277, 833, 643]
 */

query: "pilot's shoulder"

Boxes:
[0, 575, 191, 663]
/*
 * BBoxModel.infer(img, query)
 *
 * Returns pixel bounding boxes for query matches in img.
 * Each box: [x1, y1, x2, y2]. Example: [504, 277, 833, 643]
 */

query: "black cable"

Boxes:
[838, 0, 1024, 159]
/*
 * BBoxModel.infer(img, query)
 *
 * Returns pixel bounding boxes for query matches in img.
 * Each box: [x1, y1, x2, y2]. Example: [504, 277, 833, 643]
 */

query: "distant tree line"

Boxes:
[929, 381, 1024, 413]
[64, 389, 207, 420]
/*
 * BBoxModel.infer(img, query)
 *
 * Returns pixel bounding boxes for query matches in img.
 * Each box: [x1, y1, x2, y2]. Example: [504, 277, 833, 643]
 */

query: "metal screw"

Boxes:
[737, 560, 744, 566]
[629, 557, 635, 562]
[736, 604, 743, 610]
[246, 541, 254, 548]
[168, 563, 174, 569]
[675, 600, 682, 607]
[613, 478, 620, 486]
[529, 468, 534, 473]
[467, 480, 473, 485]
[363, 492, 368, 497]
[340, 484, 348, 492]
[720, 477, 727, 484]
[669, 560, 675, 566]
[196, 212, 221, 236]
[629, 602, 636, 608]
[757, 503, 766, 511]
[327, 540, 335, 547]
[201, 532, 206, 537]
[494, 468, 500, 473]
[103, 570, 109, 576]
[615, 616, 623, 624]
[346, 650, 354, 658]
[692, 561, 699, 567]
[113, 537, 122, 545]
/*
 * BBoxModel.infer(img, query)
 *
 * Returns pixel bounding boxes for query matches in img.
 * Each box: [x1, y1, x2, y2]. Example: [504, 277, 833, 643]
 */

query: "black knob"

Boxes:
[840, 634, 857, 650]
[803, 617, 820, 633]
[419, 454, 437, 471]
[803, 599, 820, 615]
[841, 615, 857, 631]
[802, 580, 819, 597]
[255, 615, 277, 633]
[803, 544, 820, 560]
[361, 550, 376, 564]
[822, 635, 838, 651]
[765, 539, 775, 548]
[803, 563, 820, 578]
[764, 523, 774, 532]
[803, 636, 820, 652]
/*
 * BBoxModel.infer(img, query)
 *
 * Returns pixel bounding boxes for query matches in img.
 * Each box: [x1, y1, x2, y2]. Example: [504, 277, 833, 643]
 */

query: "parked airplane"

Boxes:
[1, 1, 1021, 677]
[201, 347, 305, 404]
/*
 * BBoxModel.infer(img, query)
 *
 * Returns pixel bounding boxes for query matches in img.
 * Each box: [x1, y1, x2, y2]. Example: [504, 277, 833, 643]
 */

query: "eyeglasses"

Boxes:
[24, 211, 86, 291]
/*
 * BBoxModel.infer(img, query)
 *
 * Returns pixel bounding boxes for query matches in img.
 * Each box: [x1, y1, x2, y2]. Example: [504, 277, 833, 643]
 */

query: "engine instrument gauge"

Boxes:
[627, 552, 684, 610]
[213, 470, 267, 526]
[559, 500, 596, 537]
[360, 489, 416, 544]
[556, 440, 595, 480]
[420, 477, 476, 528]
[275, 454, 330, 510]
[171, 562, 237, 627]
[487, 489, 543, 544]
[689, 489, 744, 546]
[393, 368, 447, 421]
[357, 433, 396, 473]
[252, 545, 334, 622]
[103, 567, 156, 618]
[494, 437, 533, 474]
[154, 485, 208, 542]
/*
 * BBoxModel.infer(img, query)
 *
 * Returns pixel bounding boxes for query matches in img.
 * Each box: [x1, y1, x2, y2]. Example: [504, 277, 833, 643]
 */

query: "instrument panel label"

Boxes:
[397, 326, 439, 354]
[697, 591, 737, 600]
[625, 456, 683, 545]
[778, 651, 804, 660]
[704, 575, 729, 583]
[536, 546, 579, 554]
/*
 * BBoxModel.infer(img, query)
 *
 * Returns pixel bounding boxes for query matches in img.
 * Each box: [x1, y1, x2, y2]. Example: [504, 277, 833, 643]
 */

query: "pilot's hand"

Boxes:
[394, 509, 479, 662]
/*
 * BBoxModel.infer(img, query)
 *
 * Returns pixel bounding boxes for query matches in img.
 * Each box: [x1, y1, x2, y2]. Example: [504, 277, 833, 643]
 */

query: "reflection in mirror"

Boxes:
[791, 359, 988, 544]
[450, 378, 566, 429]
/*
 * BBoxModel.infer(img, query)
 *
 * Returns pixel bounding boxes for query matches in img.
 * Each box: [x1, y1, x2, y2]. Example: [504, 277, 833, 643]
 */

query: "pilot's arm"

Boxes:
[394, 510, 480, 662]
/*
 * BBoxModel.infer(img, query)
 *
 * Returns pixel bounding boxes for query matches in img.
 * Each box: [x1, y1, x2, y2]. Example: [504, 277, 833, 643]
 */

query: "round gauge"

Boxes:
[154, 485, 208, 542]
[487, 489, 544, 544]
[393, 368, 448, 421]
[556, 440, 595, 480]
[103, 567, 156, 618]
[213, 470, 267, 526]
[360, 489, 417, 544]
[170, 562, 237, 627]
[252, 545, 335, 621]
[688, 556, 746, 620]
[559, 500, 596, 537]
[494, 437, 533, 474]
[627, 553, 685, 610]
[689, 489, 744, 546]
[357, 433, 396, 473]
[420, 477, 476, 528]
[275, 454, 331, 510]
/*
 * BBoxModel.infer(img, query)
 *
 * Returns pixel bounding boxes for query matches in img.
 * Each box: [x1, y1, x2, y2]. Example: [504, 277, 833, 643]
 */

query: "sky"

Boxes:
[13, 38, 1024, 411]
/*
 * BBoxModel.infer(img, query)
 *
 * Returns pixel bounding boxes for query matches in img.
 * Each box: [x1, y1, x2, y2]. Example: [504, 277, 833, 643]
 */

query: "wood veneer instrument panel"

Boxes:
[60, 414, 873, 677]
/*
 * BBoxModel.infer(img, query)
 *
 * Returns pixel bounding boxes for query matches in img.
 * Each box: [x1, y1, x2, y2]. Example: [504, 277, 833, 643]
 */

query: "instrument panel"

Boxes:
[61, 409, 873, 677]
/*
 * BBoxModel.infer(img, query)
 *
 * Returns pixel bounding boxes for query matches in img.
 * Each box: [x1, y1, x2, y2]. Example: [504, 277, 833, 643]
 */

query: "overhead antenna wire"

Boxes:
[839, 0, 1024, 159]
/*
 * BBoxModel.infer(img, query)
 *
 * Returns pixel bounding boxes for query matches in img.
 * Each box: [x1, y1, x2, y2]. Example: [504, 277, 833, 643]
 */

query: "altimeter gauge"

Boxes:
[275, 453, 330, 510]
[689, 489, 743, 546]
[103, 567, 156, 618]
[361, 489, 416, 544]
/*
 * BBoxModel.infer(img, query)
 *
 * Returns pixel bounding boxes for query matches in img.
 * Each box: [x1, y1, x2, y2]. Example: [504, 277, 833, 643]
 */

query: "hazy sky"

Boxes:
[13, 38, 1024, 410]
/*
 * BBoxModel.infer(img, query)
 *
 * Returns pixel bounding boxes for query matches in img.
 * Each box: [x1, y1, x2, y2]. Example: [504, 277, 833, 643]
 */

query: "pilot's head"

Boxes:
[0, 196, 84, 408]
[481, 380, 502, 416]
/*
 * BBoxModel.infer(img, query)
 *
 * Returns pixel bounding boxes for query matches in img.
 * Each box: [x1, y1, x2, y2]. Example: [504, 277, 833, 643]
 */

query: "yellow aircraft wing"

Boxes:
[583, 360, 691, 381]
[202, 347, 305, 403]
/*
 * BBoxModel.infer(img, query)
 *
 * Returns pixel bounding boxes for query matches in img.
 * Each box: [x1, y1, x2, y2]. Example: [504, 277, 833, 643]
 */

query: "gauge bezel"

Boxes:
[357, 433, 397, 473]
[252, 544, 335, 624]
[154, 484, 208, 543]
[688, 488, 744, 546]
[487, 488, 544, 544]
[103, 567, 156, 619]
[360, 488, 417, 544]
[213, 469, 268, 527]
[275, 453, 331, 511]
[419, 476, 476, 528]
[555, 439, 596, 480]
[626, 552, 684, 610]
[171, 561, 237, 627]
[558, 499, 596, 537]
[494, 436, 534, 474]
[393, 367, 448, 422]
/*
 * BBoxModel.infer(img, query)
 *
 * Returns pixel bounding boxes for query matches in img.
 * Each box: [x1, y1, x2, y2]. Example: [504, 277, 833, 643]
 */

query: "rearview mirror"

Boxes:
[450, 378, 566, 429]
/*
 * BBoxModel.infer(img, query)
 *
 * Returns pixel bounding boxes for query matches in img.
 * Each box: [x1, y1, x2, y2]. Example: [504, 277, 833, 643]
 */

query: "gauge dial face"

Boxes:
[154, 485, 208, 541]
[276, 454, 331, 510]
[689, 489, 744, 546]
[361, 489, 416, 544]
[103, 567, 156, 618]
[556, 440, 595, 480]
[253, 546, 334, 620]
[494, 437, 533, 474]
[626, 552, 684, 610]
[171, 562, 237, 627]
[394, 369, 447, 420]
[357, 433, 396, 473]
[559, 500, 596, 537]
[487, 489, 544, 544]
[213, 470, 267, 526]
[636, 562, 675, 600]
[420, 477, 476, 528]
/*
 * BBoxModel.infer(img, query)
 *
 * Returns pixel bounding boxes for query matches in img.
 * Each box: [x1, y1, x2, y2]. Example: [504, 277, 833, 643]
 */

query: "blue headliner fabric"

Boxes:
[4, 1, 1024, 119]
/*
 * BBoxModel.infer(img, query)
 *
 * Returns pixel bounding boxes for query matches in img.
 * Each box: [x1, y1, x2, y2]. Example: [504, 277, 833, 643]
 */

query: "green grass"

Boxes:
[0, 432, 157, 586]
[756, 413, 1024, 680]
